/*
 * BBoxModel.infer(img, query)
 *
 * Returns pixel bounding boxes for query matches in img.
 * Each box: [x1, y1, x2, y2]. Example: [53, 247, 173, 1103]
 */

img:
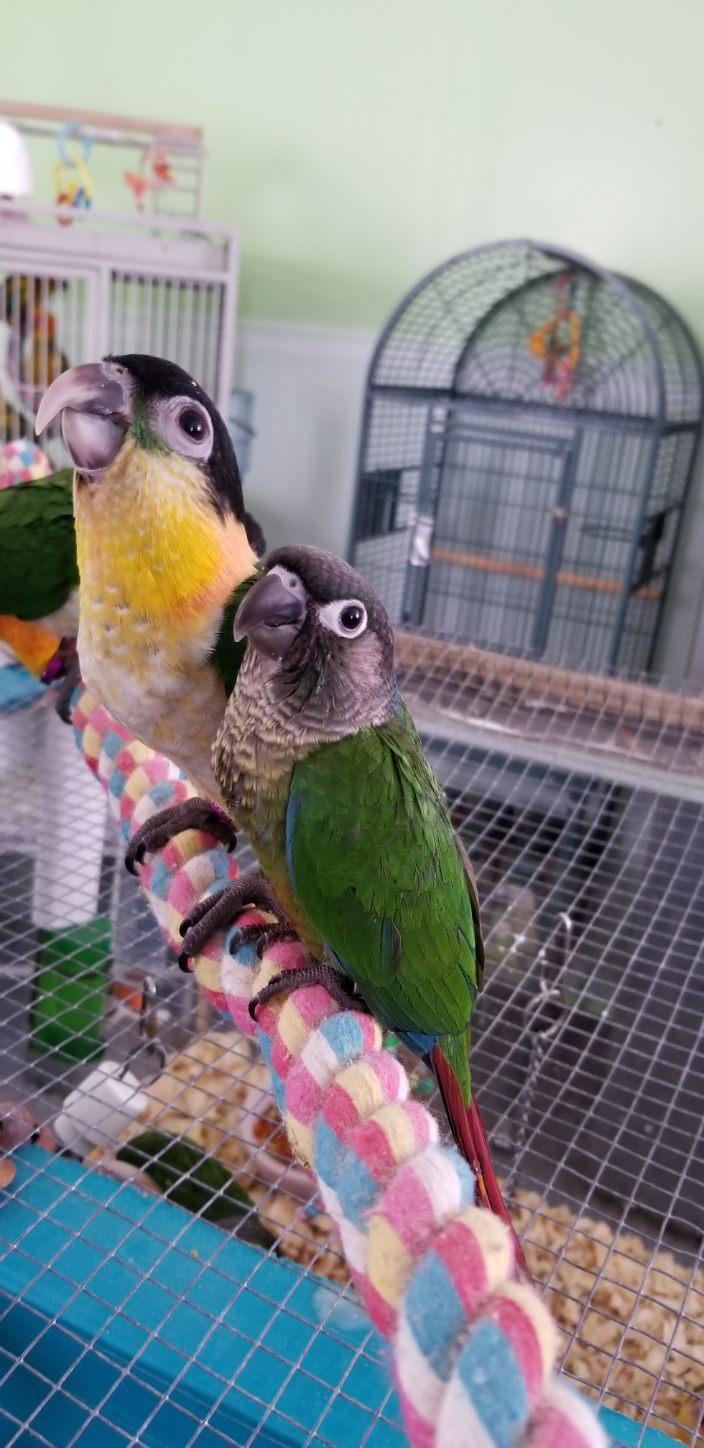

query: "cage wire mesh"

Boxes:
[350, 240, 703, 677]
[0, 203, 238, 454]
[0, 641, 703, 1447]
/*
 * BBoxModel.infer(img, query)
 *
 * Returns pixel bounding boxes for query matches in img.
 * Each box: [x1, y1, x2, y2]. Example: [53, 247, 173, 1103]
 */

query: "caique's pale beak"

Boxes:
[36, 361, 133, 475]
[234, 567, 307, 659]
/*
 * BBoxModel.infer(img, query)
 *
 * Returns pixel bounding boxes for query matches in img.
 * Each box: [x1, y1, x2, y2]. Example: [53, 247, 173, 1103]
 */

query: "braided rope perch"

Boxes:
[71, 687, 607, 1448]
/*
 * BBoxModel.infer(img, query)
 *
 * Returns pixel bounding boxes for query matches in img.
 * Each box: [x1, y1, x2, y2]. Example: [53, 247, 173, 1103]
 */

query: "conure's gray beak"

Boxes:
[35, 361, 133, 475]
[234, 566, 307, 659]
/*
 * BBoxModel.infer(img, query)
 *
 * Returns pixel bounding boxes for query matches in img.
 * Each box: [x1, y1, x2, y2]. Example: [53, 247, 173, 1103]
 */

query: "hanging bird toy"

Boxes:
[124, 144, 174, 211]
[54, 123, 93, 225]
[526, 269, 581, 400]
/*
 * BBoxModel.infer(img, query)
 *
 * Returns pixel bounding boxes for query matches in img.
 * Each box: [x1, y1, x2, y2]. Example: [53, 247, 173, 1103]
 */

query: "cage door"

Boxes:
[402, 409, 578, 655]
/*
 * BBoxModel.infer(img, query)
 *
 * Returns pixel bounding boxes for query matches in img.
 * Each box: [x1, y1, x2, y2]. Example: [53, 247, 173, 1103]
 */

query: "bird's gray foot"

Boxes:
[248, 962, 370, 1020]
[41, 637, 81, 723]
[177, 868, 287, 970]
[125, 798, 237, 876]
[245, 921, 299, 959]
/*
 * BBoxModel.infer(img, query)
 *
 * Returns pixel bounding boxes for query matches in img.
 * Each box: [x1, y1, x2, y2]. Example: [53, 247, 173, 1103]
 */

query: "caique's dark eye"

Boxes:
[153, 394, 214, 459]
[179, 407, 206, 440]
[340, 604, 364, 631]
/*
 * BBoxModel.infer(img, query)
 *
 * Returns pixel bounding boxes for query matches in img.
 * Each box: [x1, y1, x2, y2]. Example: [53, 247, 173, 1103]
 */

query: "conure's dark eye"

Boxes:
[179, 407, 206, 439]
[319, 598, 368, 638]
[340, 604, 364, 631]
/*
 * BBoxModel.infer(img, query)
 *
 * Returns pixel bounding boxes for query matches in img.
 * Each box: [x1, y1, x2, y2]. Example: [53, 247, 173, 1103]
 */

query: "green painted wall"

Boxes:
[5, 0, 704, 335]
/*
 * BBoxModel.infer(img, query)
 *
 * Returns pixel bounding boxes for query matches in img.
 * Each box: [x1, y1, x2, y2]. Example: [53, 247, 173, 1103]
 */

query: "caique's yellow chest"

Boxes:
[79, 600, 228, 798]
[74, 443, 255, 800]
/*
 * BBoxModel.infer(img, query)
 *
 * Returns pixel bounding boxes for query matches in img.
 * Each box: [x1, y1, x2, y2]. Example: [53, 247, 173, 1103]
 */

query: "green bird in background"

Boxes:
[0, 468, 79, 699]
[179, 545, 523, 1261]
[0, 427, 267, 724]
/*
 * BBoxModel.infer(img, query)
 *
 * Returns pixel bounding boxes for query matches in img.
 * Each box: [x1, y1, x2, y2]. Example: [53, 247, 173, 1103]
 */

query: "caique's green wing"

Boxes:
[286, 702, 481, 1074]
[210, 571, 260, 696]
[0, 470, 78, 620]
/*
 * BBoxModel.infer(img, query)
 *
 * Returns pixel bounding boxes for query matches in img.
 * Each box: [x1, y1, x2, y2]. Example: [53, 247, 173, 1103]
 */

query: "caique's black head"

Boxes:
[35, 353, 245, 520]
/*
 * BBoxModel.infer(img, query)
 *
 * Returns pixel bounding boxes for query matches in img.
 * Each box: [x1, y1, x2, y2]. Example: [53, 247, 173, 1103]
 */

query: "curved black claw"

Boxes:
[227, 920, 299, 960]
[177, 892, 225, 937]
[248, 963, 368, 1021]
[125, 799, 237, 876]
[254, 922, 299, 959]
[41, 638, 81, 724]
[56, 667, 82, 724]
[178, 868, 286, 967]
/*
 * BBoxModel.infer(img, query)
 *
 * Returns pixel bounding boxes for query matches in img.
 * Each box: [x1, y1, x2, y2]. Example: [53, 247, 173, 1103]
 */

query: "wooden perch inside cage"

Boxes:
[431, 546, 662, 601]
[395, 631, 704, 735]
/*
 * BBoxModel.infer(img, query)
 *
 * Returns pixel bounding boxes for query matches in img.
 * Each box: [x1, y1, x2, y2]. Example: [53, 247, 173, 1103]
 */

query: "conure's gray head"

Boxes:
[233, 546, 398, 735]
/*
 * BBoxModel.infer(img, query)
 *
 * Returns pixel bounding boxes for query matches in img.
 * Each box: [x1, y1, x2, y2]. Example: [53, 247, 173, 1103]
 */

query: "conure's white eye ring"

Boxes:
[318, 598, 368, 639]
[151, 395, 214, 460]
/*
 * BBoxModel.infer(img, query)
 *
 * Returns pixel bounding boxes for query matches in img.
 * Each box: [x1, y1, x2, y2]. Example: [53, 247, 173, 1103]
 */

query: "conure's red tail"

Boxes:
[431, 1045, 528, 1275]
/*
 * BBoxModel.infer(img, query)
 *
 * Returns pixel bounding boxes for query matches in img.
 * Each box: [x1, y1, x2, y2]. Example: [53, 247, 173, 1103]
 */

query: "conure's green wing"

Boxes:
[210, 571, 259, 695]
[454, 832, 485, 988]
[0, 470, 77, 620]
[286, 702, 480, 1054]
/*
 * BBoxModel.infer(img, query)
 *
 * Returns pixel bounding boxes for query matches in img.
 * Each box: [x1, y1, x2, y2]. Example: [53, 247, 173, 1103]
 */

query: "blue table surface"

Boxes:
[0, 662, 44, 715]
[0, 1102, 684, 1445]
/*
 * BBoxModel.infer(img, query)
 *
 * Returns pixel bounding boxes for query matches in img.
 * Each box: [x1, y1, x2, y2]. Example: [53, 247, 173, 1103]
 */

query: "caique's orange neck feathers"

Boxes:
[74, 440, 256, 625]
[0, 616, 60, 676]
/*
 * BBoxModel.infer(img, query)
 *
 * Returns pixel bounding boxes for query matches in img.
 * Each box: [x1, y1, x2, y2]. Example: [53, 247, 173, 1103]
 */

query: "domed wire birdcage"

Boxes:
[349, 240, 703, 673]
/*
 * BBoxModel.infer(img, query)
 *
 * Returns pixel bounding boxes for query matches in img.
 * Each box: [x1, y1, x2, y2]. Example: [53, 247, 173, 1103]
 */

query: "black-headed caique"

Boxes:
[0, 461, 265, 692]
[179, 545, 523, 1258]
[35, 355, 266, 855]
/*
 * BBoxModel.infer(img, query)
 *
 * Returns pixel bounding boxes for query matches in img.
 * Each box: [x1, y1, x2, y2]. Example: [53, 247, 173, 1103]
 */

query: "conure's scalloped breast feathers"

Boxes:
[0, 469, 77, 620]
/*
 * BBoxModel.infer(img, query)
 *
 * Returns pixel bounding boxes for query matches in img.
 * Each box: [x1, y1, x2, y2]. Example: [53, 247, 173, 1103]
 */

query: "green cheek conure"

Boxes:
[178, 545, 525, 1268]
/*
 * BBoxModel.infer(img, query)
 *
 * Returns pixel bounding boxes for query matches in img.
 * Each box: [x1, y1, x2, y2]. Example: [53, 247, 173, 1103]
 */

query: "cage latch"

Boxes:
[120, 974, 166, 1082]
[633, 508, 667, 590]
[407, 510, 435, 567]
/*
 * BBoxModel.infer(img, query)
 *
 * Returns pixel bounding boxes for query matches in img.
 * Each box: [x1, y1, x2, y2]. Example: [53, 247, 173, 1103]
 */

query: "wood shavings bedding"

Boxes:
[512, 1189, 704, 1442]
